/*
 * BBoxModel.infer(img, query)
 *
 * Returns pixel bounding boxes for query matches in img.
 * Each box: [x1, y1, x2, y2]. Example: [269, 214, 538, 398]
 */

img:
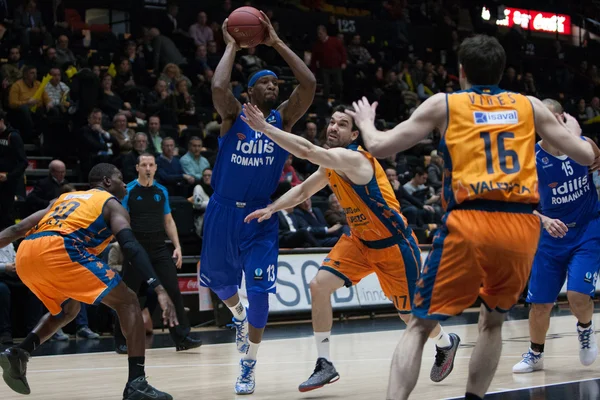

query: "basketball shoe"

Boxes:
[430, 333, 461, 382]
[232, 313, 249, 354]
[0, 347, 30, 395]
[512, 349, 544, 373]
[578, 322, 598, 366]
[123, 376, 173, 400]
[298, 358, 340, 392]
[235, 359, 256, 394]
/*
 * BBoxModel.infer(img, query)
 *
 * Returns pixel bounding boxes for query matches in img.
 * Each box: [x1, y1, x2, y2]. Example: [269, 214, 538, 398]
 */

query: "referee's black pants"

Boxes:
[114, 235, 190, 347]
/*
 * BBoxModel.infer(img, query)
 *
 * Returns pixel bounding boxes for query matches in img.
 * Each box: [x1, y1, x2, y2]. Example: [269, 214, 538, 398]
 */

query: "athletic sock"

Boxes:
[315, 331, 331, 361]
[128, 356, 145, 382]
[434, 328, 452, 348]
[229, 301, 247, 321]
[578, 320, 592, 329]
[18, 332, 40, 353]
[530, 342, 544, 354]
[243, 340, 260, 361]
[465, 393, 483, 400]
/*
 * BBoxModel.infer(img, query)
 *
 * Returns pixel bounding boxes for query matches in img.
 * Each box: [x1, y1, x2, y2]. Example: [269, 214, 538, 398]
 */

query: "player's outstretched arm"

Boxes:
[259, 12, 316, 130]
[244, 167, 329, 223]
[104, 199, 179, 327]
[212, 19, 242, 135]
[531, 96, 598, 166]
[242, 103, 365, 171]
[346, 95, 447, 158]
[0, 201, 55, 248]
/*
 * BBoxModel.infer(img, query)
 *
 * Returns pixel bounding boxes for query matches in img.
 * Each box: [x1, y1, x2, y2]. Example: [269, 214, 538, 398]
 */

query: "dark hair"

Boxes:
[332, 104, 358, 131]
[189, 136, 203, 143]
[59, 184, 76, 194]
[458, 35, 506, 86]
[22, 65, 36, 75]
[88, 163, 119, 185]
[414, 167, 427, 176]
[136, 152, 155, 165]
[89, 108, 102, 117]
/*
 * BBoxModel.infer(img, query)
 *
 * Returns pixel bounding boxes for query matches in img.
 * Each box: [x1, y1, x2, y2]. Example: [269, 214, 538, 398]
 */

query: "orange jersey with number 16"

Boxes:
[441, 86, 539, 211]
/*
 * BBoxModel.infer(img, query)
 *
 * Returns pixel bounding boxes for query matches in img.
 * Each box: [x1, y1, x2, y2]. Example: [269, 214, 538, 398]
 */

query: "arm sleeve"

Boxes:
[116, 228, 161, 288]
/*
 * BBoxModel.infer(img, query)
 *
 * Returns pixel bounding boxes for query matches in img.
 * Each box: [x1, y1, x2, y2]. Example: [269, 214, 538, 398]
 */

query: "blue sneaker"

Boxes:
[232, 314, 249, 354]
[235, 359, 256, 395]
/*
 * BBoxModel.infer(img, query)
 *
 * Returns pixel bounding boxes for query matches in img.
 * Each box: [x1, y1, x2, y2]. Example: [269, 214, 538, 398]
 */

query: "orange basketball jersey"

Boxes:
[325, 145, 409, 242]
[442, 86, 539, 211]
[29, 189, 116, 255]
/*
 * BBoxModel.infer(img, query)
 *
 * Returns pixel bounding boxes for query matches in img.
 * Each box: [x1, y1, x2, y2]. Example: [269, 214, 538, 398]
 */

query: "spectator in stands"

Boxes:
[109, 112, 136, 154]
[404, 167, 430, 196]
[241, 47, 267, 76]
[586, 97, 600, 120]
[386, 167, 435, 227]
[8, 65, 51, 142]
[311, 25, 346, 99]
[189, 167, 213, 237]
[13, 0, 52, 50]
[38, 47, 59, 80]
[0, 236, 43, 346]
[157, 137, 194, 195]
[119, 132, 150, 183]
[55, 34, 76, 68]
[303, 121, 321, 146]
[347, 34, 374, 66]
[167, 78, 196, 125]
[500, 66, 520, 92]
[417, 72, 438, 100]
[404, 167, 441, 220]
[99, 73, 132, 121]
[522, 72, 538, 97]
[205, 40, 222, 71]
[0, 111, 27, 229]
[295, 198, 342, 247]
[147, 115, 165, 154]
[189, 11, 213, 47]
[280, 154, 302, 187]
[80, 108, 115, 176]
[147, 27, 187, 73]
[324, 193, 349, 231]
[427, 150, 443, 193]
[44, 67, 69, 109]
[0, 47, 23, 87]
[575, 98, 589, 126]
[180, 136, 210, 184]
[159, 63, 191, 93]
[158, 4, 189, 42]
[26, 159, 67, 212]
[113, 58, 137, 97]
[124, 41, 148, 84]
[278, 208, 321, 248]
[145, 79, 173, 124]
[190, 44, 210, 81]
[411, 59, 425, 86]
[212, 0, 233, 24]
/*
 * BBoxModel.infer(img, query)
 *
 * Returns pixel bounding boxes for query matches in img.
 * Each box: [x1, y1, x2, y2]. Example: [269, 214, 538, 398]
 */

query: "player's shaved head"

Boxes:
[542, 99, 564, 115]
[89, 163, 119, 186]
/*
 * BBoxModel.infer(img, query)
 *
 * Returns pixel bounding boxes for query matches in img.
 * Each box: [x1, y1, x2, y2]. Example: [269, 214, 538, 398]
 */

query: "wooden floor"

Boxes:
[1, 313, 599, 400]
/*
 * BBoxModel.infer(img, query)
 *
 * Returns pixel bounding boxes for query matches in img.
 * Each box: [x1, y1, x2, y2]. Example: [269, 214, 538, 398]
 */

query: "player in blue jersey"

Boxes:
[200, 13, 316, 394]
[513, 99, 600, 374]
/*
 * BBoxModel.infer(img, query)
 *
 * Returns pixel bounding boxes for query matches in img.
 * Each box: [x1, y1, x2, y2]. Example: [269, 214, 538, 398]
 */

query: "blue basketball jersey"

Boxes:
[211, 110, 288, 202]
[535, 142, 599, 226]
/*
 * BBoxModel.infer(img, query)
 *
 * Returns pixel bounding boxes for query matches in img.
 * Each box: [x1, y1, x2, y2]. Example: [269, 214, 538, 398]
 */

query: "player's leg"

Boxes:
[565, 228, 600, 366]
[299, 235, 371, 392]
[388, 211, 482, 400]
[102, 281, 172, 400]
[513, 244, 566, 373]
[150, 243, 201, 351]
[464, 305, 505, 398]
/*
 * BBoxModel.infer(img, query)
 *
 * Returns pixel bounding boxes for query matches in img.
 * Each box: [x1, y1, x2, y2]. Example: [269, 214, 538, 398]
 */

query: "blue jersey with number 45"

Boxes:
[535, 141, 599, 228]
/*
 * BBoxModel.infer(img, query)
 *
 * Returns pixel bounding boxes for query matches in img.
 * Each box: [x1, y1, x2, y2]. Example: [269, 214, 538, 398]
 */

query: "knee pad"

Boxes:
[247, 291, 269, 329]
[212, 285, 238, 301]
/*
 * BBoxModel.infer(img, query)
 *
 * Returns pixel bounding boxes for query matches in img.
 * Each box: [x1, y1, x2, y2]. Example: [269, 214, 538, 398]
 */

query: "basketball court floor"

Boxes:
[2, 304, 600, 399]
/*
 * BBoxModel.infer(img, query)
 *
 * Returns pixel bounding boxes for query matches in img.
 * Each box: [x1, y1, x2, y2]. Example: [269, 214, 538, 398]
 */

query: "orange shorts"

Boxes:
[16, 233, 121, 315]
[321, 233, 421, 313]
[412, 207, 540, 320]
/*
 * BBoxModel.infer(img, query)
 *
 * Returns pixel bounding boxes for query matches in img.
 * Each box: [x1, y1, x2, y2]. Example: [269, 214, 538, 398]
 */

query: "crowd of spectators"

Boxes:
[1, 0, 600, 254]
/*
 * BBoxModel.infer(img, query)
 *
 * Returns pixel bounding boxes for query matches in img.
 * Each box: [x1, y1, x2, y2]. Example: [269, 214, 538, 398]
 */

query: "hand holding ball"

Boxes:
[226, 7, 267, 49]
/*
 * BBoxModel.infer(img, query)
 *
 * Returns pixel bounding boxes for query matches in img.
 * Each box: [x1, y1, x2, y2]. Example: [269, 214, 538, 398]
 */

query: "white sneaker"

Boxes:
[235, 359, 256, 395]
[512, 349, 544, 373]
[578, 322, 598, 366]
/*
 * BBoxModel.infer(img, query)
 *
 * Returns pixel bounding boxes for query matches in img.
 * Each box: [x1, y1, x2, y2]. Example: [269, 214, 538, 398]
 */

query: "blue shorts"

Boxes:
[527, 217, 600, 303]
[199, 193, 279, 294]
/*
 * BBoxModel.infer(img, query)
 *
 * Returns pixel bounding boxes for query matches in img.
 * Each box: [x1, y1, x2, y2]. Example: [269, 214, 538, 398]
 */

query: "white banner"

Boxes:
[198, 251, 430, 313]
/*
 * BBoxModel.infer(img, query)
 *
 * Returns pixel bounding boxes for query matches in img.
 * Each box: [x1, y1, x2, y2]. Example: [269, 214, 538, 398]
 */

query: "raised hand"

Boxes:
[259, 11, 280, 47]
[345, 96, 378, 129]
[222, 19, 240, 51]
[241, 103, 269, 132]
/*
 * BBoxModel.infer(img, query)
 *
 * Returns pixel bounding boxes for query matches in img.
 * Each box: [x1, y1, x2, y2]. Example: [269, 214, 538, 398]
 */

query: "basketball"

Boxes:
[227, 6, 266, 48]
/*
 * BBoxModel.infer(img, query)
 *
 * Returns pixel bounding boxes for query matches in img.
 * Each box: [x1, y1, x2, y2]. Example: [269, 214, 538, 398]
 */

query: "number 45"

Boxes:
[480, 131, 521, 174]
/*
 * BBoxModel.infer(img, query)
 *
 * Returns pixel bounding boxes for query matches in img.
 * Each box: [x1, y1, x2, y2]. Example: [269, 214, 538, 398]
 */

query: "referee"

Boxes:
[114, 152, 202, 353]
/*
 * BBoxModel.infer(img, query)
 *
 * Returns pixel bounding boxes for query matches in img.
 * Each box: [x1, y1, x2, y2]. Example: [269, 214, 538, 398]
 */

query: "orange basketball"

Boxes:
[227, 6, 266, 49]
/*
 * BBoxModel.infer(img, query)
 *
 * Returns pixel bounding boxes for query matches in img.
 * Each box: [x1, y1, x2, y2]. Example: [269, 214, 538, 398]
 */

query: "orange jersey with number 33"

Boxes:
[440, 86, 539, 211]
